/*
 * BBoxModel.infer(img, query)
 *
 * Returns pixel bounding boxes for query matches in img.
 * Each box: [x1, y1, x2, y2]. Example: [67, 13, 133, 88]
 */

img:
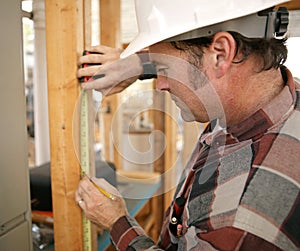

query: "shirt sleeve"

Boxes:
[110, 215, 160, 251]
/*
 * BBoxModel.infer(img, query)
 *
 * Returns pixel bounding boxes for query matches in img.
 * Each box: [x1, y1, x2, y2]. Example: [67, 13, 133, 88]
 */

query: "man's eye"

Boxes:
[156, 66, 168, 76]
[151, 61, 168, 76]
[152, 61, 168, 71]
[157, 66, 167, 71]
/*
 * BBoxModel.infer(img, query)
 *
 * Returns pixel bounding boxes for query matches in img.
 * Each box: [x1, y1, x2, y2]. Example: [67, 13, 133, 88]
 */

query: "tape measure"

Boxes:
[80, 50, 103, 250]
[80, 90, 93, 251]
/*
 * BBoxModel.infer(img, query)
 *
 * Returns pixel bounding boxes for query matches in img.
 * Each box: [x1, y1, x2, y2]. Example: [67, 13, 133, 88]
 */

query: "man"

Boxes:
[75, 0, 300, 250]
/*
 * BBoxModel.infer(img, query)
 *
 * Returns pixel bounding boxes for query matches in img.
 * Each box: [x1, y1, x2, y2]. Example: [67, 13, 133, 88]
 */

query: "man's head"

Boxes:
[148, 30, 287, 125]
[123, 0, 290, 125]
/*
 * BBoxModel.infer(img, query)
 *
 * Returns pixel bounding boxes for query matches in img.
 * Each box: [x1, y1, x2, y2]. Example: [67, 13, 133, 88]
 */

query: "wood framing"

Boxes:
[45, 0, 96, 250]
[100, 0, 121, 47]
[152, 84, 166, 235]
[99, 0, 121, 168]
[278, 0, 300, 10]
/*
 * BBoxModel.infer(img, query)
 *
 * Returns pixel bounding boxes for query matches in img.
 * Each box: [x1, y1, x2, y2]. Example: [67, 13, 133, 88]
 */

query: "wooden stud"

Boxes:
[152, 82, 166, 236]
[45, 0, 95, 250]
[100, 0, 121, 47]
[182, 122, 200, 167]
[163, 95, 179, 210]
[99, 0, 121, 168]
[277, 0, 300, 10]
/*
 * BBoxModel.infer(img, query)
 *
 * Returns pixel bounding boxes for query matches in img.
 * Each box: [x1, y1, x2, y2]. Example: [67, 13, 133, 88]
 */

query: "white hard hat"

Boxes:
[121, 0, 290, 58]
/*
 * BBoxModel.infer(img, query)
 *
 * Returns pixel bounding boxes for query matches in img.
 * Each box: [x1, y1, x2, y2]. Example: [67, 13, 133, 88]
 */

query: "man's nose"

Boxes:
[155, 76, 170, 91]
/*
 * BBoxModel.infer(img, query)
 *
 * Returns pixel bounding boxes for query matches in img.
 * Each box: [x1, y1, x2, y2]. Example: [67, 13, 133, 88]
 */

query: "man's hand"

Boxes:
[75, 176, 128, 231]
[77, 45, 143, 96]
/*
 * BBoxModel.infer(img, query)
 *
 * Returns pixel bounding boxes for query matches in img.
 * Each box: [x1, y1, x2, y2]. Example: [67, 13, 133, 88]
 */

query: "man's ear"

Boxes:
[210, 32, 236, 78]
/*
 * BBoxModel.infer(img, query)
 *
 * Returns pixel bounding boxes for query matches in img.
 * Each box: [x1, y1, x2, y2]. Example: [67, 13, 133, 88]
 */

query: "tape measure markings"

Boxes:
[80, 90, 93, 251]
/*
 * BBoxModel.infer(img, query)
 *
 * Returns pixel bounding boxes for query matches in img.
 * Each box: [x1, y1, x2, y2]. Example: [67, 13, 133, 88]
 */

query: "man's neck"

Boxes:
[224, 63, 284, 127]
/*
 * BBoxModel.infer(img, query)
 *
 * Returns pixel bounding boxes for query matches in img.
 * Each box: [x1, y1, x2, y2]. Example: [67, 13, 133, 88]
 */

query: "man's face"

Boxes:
[149, 42, 223, 123]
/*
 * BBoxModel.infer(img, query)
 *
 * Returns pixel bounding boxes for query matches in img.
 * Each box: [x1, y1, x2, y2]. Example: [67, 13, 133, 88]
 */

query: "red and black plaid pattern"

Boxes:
[110, 67, 300, 251]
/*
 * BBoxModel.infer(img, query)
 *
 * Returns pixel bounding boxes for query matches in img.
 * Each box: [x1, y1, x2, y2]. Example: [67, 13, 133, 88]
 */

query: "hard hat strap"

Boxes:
[264, 7, 289, 38]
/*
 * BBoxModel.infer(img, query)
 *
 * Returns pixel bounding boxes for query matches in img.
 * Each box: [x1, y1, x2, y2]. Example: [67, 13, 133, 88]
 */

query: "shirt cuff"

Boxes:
[110, 215, 147, 251]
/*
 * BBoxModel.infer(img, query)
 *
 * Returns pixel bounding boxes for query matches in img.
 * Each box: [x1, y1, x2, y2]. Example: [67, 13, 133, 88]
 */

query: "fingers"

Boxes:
[78, 45, 122, 66]
[75, 187, 87, 211]
[76, 46, 138, 95]
[75, 176, 128, 230]
[80, 65, 115, 92]
[77, 65, 102, 78]
[78, 176, 109, 204]
[82, 79, 124, 96]
[77, 53, 105, 66]
[91, 177, 121, 197]
[76, 177, 118, 223]
[88, 45, 122, 55]
[81, 56, 139, 90]
[76, 177, 102, 212]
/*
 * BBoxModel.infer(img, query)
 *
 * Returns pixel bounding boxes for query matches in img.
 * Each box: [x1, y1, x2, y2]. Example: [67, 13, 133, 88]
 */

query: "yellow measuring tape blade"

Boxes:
[80, 90, 93, 251]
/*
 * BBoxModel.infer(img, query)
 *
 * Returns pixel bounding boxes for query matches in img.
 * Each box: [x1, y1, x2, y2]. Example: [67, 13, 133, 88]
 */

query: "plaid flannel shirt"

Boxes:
[110, 66, 300, 251]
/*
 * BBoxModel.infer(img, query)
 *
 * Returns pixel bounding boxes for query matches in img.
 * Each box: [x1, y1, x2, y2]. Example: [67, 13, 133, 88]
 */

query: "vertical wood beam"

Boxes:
[164, 95, 178, 209]
[277, 0, 300, 10]
[182, 122, 200, 166]
[152, 86, 165, 235]
[99, 0, 121, 168]
[100, 0, 121, 47]
[45, 0, 95, 250]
